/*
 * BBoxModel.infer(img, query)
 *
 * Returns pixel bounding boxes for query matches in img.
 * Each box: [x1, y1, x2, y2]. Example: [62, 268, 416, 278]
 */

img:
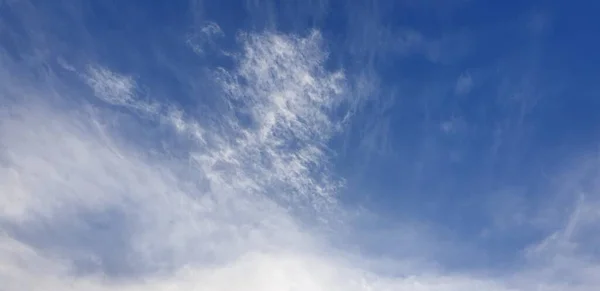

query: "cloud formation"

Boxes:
[0, 26, 366, 290]
[1, 1, 600, 290]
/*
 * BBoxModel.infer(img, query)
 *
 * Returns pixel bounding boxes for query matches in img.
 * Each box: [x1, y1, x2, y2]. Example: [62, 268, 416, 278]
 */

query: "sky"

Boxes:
[1, 0, 600, 290]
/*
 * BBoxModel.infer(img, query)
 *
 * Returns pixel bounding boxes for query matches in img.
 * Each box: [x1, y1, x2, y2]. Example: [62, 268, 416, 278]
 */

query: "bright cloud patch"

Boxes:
[85, 66, 136, 106]
[0, 29, 358, 290]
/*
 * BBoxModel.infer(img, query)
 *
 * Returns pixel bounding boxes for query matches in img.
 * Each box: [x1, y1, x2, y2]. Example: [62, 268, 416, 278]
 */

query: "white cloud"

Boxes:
[0, 77, 513, 291]
[0, 75, 323, 290]
[0, 28, 357, 290]
[2, 15, 600, 290]
[85, 66, 137, 106]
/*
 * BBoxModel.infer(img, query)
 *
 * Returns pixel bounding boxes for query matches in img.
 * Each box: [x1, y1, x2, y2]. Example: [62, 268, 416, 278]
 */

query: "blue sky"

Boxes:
[2, 0, 600, 290]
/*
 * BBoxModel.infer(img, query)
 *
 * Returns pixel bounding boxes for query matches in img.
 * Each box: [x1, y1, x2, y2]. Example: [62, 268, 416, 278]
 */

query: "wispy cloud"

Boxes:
[186, 21, 224, 55]
[0, 27, 359, 290]
[85, 66, 137, 106]
[2, 1, 600, 290]
[455, 71, 473, 96]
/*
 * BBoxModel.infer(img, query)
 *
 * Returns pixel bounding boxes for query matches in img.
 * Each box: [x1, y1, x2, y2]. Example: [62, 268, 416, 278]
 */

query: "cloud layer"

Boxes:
[1, 1, 600, 290]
